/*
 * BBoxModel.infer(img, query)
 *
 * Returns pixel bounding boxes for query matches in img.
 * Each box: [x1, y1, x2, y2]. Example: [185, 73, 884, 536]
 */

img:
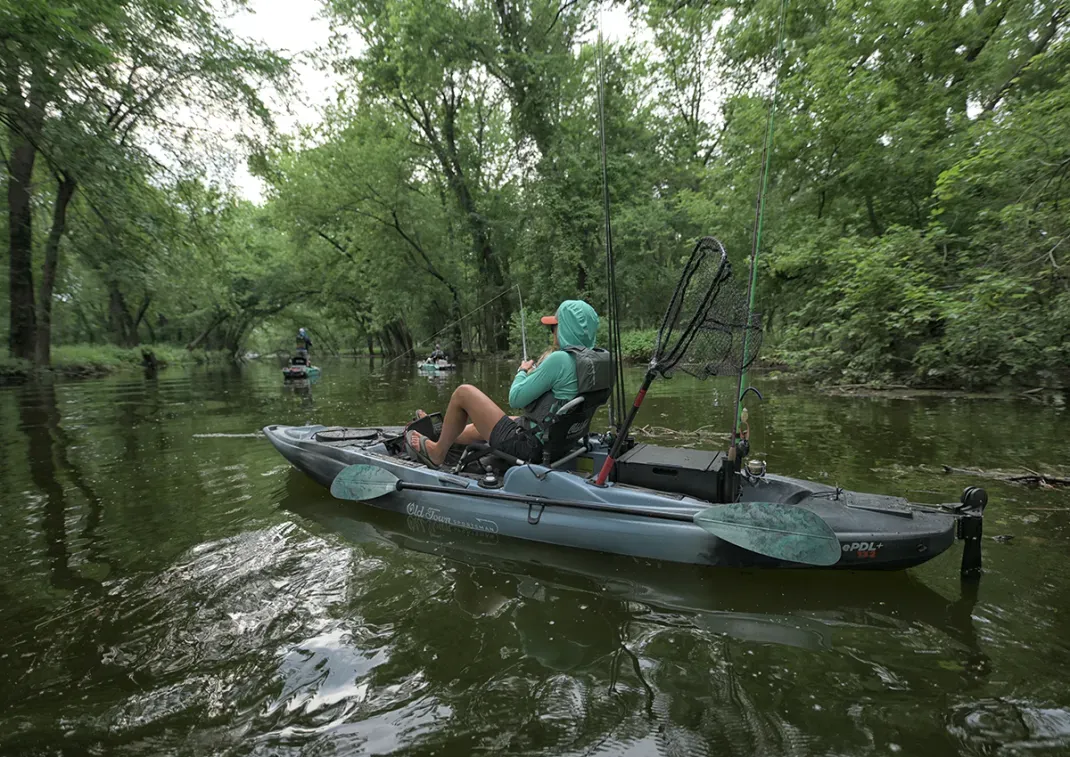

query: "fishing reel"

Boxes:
[730, 387, 763, 463]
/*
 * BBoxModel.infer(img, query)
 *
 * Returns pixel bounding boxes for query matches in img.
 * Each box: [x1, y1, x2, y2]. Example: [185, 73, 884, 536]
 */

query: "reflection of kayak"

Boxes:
[282, 365, 320, 379]
[263, 423, 985, 573]
[417, 359, 455, 371]
[286, 488, 984, 657]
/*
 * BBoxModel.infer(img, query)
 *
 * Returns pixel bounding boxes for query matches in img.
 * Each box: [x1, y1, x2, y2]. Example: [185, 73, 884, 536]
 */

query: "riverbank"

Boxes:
[0, 345, 230, 383]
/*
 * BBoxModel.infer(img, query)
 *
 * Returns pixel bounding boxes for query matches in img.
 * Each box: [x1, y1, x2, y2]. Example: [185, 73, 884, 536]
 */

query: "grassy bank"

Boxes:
[0, 345, 230, 382]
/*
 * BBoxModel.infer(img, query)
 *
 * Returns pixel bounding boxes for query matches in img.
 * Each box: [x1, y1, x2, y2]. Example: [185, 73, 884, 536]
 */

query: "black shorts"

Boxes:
[489, 416, 543, 462]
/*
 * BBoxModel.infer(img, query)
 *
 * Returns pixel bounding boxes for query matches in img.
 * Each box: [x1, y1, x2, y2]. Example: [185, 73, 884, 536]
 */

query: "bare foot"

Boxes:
[424, 438, 448, 466]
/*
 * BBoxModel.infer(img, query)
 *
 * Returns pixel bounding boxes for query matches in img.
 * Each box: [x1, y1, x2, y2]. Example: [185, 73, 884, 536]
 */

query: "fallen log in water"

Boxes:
[634, 424, 731, 442]
[939, 464, 1070, 489]
[870, 463, 1070, 489]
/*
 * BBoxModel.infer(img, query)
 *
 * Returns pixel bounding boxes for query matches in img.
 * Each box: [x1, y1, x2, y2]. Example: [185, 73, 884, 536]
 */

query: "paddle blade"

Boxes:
[330, 464, 400, 501]
[694, 502, 841, 566]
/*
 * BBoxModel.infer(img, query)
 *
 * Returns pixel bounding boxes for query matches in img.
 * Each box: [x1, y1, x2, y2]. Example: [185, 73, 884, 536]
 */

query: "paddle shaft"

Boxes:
[393, 479, 694, 524]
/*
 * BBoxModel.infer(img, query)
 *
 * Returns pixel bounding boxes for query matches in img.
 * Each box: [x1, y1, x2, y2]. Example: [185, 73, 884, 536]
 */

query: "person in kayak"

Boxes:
[406, 299, 601, 467]
[296, 328, 312, 353]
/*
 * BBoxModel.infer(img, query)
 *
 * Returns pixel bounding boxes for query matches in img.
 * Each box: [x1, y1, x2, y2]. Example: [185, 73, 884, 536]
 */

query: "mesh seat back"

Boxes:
[542, 387, 612, 464]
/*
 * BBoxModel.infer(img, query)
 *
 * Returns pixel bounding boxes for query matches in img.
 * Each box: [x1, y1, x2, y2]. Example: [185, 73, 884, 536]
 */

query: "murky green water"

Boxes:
[1, 359, 1068, 755]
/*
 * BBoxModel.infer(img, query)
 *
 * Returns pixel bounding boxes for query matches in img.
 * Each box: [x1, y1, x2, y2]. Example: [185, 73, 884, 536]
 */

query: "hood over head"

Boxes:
[553, 300, 599, 349]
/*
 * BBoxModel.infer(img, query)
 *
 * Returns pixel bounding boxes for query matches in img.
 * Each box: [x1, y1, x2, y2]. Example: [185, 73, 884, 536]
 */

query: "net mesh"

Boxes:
[653, 236, 763, 379]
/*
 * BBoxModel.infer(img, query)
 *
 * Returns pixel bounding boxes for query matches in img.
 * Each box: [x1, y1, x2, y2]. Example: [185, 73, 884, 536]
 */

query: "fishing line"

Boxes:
[192, 432, 265, 438]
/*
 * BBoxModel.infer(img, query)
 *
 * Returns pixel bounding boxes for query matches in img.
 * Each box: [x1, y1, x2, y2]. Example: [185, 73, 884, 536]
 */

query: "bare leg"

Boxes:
[415, 410, 494, 451]
[455, 417, 519, 446]
[456, 424, 482, 446]
[416, 408, 486, 448]
[423, 384, 506, 465]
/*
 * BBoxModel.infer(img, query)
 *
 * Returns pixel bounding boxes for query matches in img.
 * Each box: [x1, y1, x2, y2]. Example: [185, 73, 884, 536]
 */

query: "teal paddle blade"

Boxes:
[330, 464, 400, 501]
[694, 502, 841, 566]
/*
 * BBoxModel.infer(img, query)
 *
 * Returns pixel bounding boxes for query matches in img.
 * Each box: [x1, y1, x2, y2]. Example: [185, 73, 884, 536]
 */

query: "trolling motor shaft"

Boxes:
[956, 486, 988, 581]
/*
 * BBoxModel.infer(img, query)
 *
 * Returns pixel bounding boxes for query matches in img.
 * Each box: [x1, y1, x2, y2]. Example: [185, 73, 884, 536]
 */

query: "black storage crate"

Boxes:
[613, 443, 732, 503]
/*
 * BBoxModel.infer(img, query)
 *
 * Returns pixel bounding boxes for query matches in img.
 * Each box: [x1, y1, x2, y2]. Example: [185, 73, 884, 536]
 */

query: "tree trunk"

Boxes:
[131, 295, 152, 345]
[107, 284, 139, 347]
[35, 175, 78, 366]
[7, 135, 37, 360]
[865, 194, 884, 237]
[74, 305, 96, 344]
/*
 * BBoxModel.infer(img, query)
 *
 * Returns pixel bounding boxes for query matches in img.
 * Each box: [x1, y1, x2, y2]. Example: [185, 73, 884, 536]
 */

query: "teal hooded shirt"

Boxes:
[508, 300, 599, 409]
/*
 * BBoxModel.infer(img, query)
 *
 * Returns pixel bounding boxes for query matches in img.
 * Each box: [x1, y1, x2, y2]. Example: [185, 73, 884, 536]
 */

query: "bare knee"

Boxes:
[452, 384, 478, 402]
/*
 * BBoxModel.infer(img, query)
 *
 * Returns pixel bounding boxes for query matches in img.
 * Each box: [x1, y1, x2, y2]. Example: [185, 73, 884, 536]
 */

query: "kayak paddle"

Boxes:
[330, 464, 840, 566]
[693, 501, 840, 566]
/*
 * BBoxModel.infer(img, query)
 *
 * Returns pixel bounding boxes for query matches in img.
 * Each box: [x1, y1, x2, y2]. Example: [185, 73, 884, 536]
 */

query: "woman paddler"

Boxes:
[405, 300, 601, 467]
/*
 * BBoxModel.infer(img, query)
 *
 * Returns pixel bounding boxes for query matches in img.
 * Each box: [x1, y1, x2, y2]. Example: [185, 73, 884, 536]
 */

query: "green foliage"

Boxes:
[3, 0, 1066, 388]
[0, 356, 32, 379]
[775, 228, 943, 383]
[619, 330, 658, 362]
[49, 345, 226, 370]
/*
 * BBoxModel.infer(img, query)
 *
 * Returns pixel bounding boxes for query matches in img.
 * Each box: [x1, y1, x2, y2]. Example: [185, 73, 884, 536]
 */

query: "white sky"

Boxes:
[224, 0, 338, 201]
[223, 0, 637, 202]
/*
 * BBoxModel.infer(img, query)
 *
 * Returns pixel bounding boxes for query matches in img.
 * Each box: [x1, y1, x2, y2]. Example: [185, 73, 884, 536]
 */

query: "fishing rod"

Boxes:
[596, 2, 627, 432]
[517, 285, 528, 362]
[729, 0, 788, 463]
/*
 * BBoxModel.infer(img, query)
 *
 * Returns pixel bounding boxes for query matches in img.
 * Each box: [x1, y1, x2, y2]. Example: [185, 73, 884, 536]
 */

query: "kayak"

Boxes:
[282, 364, 320, 379]
[418, 359, 455, 372]
[263, 424, 985, 573]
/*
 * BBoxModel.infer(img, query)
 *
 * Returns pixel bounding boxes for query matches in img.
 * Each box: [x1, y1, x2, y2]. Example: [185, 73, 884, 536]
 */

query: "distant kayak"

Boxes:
[282, 364, 320, 380]
[417, 359, 455, 372]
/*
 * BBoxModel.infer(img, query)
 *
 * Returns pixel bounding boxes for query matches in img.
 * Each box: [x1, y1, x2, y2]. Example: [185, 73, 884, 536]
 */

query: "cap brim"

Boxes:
[540, 315, 558, 326]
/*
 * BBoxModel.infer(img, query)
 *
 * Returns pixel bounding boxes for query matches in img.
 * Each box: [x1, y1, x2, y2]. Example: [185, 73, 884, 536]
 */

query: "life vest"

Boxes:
[521, 346, 614, 442]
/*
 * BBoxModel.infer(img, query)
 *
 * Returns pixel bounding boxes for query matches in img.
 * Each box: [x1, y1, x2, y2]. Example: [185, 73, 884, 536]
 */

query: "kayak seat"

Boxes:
[539, 388, 612, 466]
[291, 354, 308, 366]
[538, 346, 615, 467]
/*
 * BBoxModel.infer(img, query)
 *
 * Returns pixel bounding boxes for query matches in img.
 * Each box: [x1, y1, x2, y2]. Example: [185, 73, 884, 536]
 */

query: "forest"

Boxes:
[2, 0, 1067, 387]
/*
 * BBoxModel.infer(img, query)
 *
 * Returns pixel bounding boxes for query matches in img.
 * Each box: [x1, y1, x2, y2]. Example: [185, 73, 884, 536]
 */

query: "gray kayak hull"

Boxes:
[264, 424, 960, 570]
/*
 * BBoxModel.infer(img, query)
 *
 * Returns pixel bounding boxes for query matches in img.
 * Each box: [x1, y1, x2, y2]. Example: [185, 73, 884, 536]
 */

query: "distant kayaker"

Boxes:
[429, 342, 446, 361]
[406, 300, 603, 467]
[296, 328, 312, 353]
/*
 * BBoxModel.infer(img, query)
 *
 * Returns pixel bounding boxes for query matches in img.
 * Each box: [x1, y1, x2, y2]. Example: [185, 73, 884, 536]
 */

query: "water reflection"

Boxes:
[285, 488, 993, 755]
[16, 382, 109, 594]
[0, 360, 1066, 756]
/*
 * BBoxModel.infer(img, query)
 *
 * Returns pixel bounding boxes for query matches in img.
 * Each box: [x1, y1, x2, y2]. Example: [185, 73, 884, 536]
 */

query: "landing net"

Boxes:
[652, 236, 763, 379]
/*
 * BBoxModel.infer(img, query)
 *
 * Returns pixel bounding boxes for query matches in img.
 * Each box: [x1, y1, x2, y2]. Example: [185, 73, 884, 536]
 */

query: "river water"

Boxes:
[1, 359, 1068, 755]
